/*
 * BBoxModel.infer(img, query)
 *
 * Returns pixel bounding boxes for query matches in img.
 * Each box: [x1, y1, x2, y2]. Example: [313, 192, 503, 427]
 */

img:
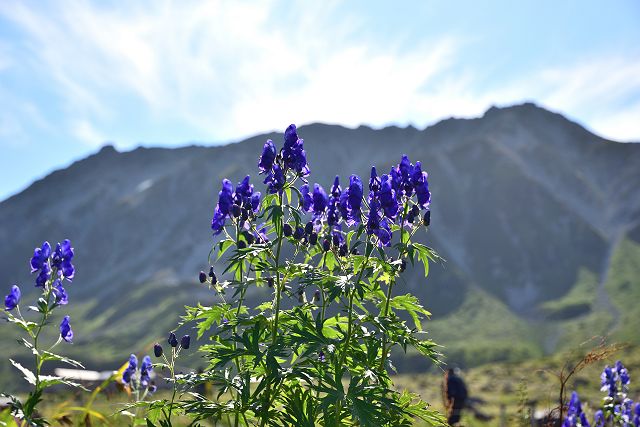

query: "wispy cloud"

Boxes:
[0, 0, 638, 151]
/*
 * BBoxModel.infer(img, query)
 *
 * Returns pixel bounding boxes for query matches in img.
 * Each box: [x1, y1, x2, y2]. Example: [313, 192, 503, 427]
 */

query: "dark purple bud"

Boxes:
[410, 204, 420, 217]
[339, 244, 347, 257]
[199, 271, 207, 283]
[180, 335, 191, 349]
[231, 204, 242, 218]
[283, 223, 293, 237]
[322, 239, 331, 252]
[267, 277, 274, 288]
[148, 383, 157, 394]
[241, 208, 249, 221]
[244, 232, 255, 245]
[423, 210, 431, 227]
[168, 332, 178, 347]
[319, 350, 326, 363]
[209, 267, 217, 284]
[293, 226, 305, 240]
[237, 240, 247, 249]
[332, 234, 340, 246]
[305, 221, 314, 235]
[313, 290, 321, 303]
[154, 343, 163, 357]
[309, 232, 318, 245]
[400, 259, 406, 272]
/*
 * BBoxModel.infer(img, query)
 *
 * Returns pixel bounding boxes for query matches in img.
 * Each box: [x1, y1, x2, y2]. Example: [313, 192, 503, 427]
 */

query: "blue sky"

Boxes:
[0, 1, 639, 201]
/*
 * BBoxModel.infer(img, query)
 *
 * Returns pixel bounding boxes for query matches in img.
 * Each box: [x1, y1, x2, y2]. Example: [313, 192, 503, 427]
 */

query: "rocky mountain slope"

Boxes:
[1, 103, 639, 382]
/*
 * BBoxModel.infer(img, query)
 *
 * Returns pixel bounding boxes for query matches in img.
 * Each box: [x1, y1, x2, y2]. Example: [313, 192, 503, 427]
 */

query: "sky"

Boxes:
[0, 1, 639, 201]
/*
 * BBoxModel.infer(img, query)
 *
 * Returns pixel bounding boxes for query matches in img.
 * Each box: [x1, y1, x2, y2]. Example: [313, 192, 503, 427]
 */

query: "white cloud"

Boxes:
[71, 120, 106, 148]
[0, 0, 638, 147]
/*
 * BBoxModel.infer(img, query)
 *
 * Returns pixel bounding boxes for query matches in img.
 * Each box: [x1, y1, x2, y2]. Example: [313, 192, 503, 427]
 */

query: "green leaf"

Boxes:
[10, 359, 36, 385]
[389, 294, 431, 330]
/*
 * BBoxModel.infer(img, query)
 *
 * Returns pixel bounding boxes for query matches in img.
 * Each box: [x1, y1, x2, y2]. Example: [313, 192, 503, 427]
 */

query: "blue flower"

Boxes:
[616, 360, 630, 387]
[601, 365, 617, 397]
[312, 184, 328, 220]
[30, 241, 51, 273]
[258, 139, 277, 173]
[330, 176, 341, 198]
[378, 175, 399, 220]
[35, 263, 51, 288]
[60, 315, 73, 343]
[369, 166, 380, 194]
[264, 164, 285, 194]
[154, 343, 163, 357]
[4, 285, 20, 311]
[52, 239, 75, 281]
[366, 201, 392, 247]
[340, 174, 363, 226]
[412, 162, 431, 209]
[300, 184, 313, 212]
[211, 179, 234, 235]
[282, 124, 310, 176]
[251, 192, 261, 212]
[140, 355, 152, 386]
[52, 280, 68, 305]
[593, 410, 604, 427]
[123, 354, 138, 384]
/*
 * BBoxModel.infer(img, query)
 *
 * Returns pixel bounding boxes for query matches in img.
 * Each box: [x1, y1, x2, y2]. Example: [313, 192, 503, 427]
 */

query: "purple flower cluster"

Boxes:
[211, 176, 261, 235]
[601, 360, 630, 398]
[258, 124, 310, 195]
[562, 391, 590, 427]
[4, 285, 20, 311]
[122, 354, 154, 392]
[30, 239, 75, 287]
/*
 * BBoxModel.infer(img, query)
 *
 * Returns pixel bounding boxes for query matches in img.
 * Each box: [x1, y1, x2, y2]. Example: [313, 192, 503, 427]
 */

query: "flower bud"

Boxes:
[304, 221, 314, 235]
[410, 204, 420, 217]
[231, 204, 242, 218]
[339, 244, 347, 257]
[319, 350, 326, 362]
[267, 277, 274, 288]
[332, 234, 340, 246]
[423, 210, 431, 227]
[168, 332, 178, 347]
[199, 271, 207, 283]
[322, 239, 331, 252]
[309, 232, 318, 245]
[237, 240, 247, 249]
[313, 290, 321, 303]
[209, 267, 217, 284]
[180, 335, 191, 349]
[293, 226, 304, 240]
[241, 209, 249, 221]
[400, 259, 407, 272]
[283, 223, 293, 237]
[244, 232, 255, 245]
[154, 343, 163, 357]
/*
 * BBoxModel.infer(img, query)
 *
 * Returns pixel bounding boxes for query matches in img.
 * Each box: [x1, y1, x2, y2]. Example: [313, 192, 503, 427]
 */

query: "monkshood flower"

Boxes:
[633, 403, 640, 427]
[367, 200, 392, 247]
[369, 166, 381, 194]
[35, 264, 51, 288]
[233, 175, 262, 213]
[168, 332, 179, 348]
[601, 364, 618, 397]
[264, 164, 285, 194]
[140, 355, 153, 386]
[593, 410, 604, 427]
[52, 279, 68, 305]
[378, 175, 399, 220]
[339, 174, 363, 226]
[616, 360, 630, 388]
[51, 239, 75, 281]
[123, 354, 138, 384]
[300, 184, 313, 212]
[258, 139, 277, 173]
[4, 285, 21, 310]
[211, 179, 234, 235]
[312, 184, 329, 220]
[327, 177, 342, 227]
[282, 124, 310, 177]
[30, 241, 51, 273]
[59, 315, 73, 343]
[412, 161, 431, 209]
[562, 391, 588, 427]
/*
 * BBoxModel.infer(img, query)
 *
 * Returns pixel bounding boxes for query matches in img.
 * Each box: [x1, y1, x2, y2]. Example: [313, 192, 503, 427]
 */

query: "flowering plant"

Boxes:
[177, 124, 445, 426]
[1, 239, 84, 426]
[563, 360, 640, 427]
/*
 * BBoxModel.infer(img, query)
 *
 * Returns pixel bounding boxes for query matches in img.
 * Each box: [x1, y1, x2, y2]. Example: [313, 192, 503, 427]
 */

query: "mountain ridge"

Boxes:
[1, 102, 639, 380]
